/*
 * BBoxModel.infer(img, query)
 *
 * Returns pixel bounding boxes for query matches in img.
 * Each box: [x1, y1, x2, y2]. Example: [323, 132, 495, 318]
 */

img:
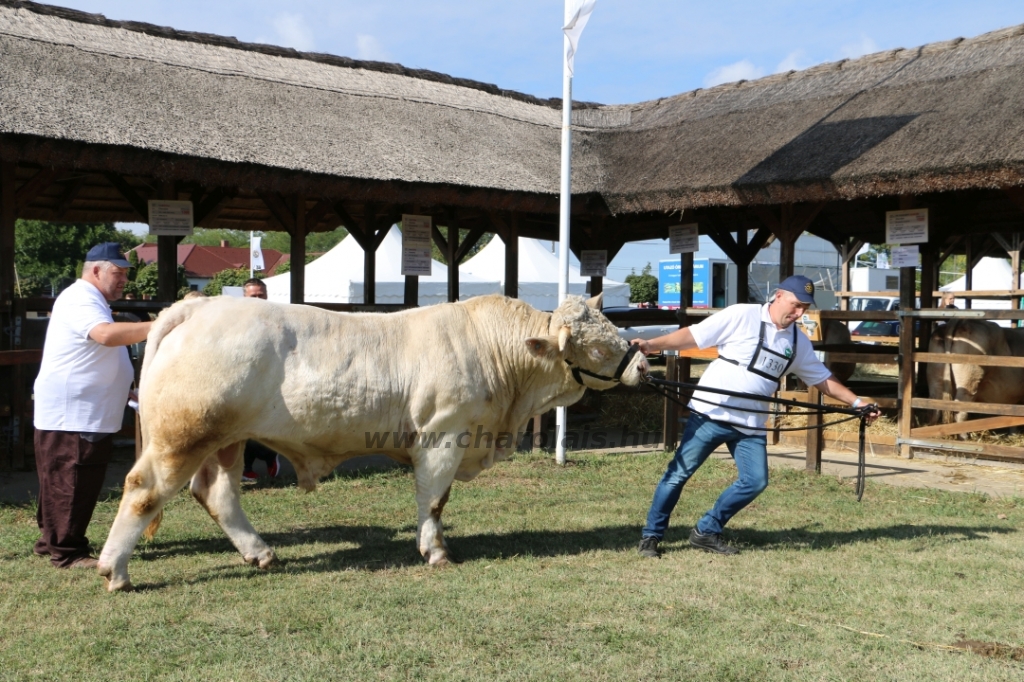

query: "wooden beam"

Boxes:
[431, 223, 448, 254]
[291, 193, 306, 304]
[1, 162, 15, 311]
[14, 167, 60, 211]
[363, 206, 376, 305]
[193, 188, 230, 226]
[453, 225, 487, 264]
[445, 210, 459, 303]
[53, 175, 87, 219]
[258, 191, 295, 234]
[504, 212, 519, 299]
[156, 181, 178, 302]
[104, 172, 149, 220]
[911, 397, 1024, 419]
[910, 416, 1024, 439]
[304, 198, 334, 231]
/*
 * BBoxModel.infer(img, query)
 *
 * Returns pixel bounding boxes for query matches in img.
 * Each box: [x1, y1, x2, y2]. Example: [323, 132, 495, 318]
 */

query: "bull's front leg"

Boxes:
[411, 448, 461, 566]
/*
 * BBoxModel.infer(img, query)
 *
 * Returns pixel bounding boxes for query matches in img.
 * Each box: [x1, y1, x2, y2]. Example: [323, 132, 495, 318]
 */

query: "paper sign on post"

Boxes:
[892, 245, 920, 268]
[579, 250, 607, 277]
[669, 224, 699, 254]
[401, 214, 433, 276]
[796, 310, 822, 341]
[148, 200, 194, 236]
[886, 209, 929, 244]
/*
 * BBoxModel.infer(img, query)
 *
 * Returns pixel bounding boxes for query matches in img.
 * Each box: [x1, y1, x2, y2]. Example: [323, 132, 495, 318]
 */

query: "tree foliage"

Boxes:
[123, 257, 191, 300]
[203, 268, 261, 296]
[153, 226, 349, 256]
[625, 263, 659, 305]
[14, 220, 142, 296]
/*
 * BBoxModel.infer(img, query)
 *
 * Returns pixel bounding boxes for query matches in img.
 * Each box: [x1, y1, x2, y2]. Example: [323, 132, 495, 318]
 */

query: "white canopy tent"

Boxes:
[460, 237, 631, 311]
[939, 257, 1016, 308]
[263, 226, 501, 305]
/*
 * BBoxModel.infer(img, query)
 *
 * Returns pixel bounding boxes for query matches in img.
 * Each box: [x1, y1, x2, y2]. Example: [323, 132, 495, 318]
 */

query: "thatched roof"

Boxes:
[2, 0, 1024, 219]
[590, 25, 1024, 214]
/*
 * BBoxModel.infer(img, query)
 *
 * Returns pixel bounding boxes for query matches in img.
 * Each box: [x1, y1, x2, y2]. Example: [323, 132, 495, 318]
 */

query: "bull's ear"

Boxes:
[585, 293, 604, 310]
[557, 325, 572, 352]
[525, 336, 561, 360]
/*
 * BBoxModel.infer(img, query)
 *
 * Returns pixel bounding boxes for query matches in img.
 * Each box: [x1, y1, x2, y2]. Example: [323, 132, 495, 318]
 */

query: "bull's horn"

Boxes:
[585, 293, 604, 310]
[558, 325, 572, 352]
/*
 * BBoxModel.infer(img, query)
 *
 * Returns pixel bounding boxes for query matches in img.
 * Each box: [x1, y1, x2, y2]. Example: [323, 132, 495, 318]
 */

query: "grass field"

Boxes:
[2, 451, 1023, 681]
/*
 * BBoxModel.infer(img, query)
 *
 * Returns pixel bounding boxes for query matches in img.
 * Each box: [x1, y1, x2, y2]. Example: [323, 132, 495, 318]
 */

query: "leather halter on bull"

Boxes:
[565, 342, 643, 386]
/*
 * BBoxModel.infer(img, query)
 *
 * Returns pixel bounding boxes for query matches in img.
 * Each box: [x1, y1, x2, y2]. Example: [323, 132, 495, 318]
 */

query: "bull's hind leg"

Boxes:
[189, 442, 277, 570]
[98, 446, 206, 592]
[412, 447, 461, 565]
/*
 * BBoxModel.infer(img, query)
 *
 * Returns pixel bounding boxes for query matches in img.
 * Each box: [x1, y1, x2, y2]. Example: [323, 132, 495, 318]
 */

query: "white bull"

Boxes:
[97, 294, 646, 591]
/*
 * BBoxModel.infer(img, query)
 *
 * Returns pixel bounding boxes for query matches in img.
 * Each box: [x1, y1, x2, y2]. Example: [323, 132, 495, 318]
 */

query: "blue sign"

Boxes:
[658, 258, 711, 308]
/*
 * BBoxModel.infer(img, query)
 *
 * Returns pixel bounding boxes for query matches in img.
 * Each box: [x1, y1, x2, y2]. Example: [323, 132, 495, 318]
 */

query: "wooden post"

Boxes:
[589, 275, 603, 299]
[363, 208, 376, 305]
[964, 236, 973, 310]
[664, 252, 694, 451]
[898, 266, 917, 458]
[404, 275, 419, 307]
[446, 217, 459, 303]
[735, 228, 749, 304]
[805, 385, 822, 473]
[290, 193, 306, 304]
[0, 162, 15, 319]
[504, 213, 519, 298]
[156, 181, 178, 302]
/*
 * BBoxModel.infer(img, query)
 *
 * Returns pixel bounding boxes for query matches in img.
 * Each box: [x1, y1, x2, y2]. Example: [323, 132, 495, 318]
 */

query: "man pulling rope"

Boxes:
[634, 275, 880, 558]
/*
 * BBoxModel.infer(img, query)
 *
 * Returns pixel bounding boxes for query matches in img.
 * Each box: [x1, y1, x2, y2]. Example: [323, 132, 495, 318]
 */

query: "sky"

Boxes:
[54, 0, 1024, 278]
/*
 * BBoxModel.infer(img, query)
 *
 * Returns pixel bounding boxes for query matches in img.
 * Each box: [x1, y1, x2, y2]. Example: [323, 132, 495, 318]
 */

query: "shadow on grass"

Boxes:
[725, 523, 1017, 551]
[128, 521, 1016, 588]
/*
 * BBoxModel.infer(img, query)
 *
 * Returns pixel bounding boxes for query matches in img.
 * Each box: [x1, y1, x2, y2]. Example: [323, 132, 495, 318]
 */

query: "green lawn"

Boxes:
[1, 451, 1022, 681]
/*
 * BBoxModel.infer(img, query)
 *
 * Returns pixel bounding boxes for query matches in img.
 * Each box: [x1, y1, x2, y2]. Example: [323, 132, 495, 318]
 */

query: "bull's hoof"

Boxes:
[243, 549, 277, 569]
[422, 548, 452, 566]
[99, 564, 134, 593]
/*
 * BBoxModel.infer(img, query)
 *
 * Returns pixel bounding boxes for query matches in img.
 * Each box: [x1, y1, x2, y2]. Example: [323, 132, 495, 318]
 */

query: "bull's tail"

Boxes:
[136, 298, 210, 542]
[139, 297, 212, 396]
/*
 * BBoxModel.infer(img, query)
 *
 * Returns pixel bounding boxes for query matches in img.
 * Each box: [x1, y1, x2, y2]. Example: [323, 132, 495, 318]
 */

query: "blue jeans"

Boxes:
[642, 412, 769, 539]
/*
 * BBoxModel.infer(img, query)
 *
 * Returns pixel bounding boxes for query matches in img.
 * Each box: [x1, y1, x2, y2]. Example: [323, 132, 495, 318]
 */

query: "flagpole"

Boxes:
[249, 230, 254, 279]
[555, 5, 574, 467]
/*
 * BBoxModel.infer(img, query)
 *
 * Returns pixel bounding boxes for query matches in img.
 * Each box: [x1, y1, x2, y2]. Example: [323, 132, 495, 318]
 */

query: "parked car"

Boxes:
[851, 320, 899, 337]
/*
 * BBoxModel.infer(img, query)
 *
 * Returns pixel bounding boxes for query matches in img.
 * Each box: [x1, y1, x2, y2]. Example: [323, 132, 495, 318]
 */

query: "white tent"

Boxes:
[264, 226, 501, 305]
[460, 237, 631, 311]
[939, 257, 1016, 308]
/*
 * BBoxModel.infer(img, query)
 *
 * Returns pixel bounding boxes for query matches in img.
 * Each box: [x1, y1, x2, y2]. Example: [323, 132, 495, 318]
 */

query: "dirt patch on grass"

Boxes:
[951, 639, 1024, 661]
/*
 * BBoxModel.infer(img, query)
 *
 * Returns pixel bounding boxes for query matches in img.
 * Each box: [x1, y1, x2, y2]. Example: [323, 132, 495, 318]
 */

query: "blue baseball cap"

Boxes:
[85, 242, 132, 268]
[777, 275, 816, 305]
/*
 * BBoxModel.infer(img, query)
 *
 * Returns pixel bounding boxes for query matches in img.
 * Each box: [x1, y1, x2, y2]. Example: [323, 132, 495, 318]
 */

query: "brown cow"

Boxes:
[926, 319, 1024, 428]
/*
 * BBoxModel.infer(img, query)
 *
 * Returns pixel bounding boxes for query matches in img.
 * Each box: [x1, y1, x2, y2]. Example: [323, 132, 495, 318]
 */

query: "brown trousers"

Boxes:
[34, 430, 114, 567]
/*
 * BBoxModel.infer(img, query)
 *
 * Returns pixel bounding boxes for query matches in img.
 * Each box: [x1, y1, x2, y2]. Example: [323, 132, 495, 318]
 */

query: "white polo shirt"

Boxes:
[688, 303, 831, 433]
[33, 279, 135, 433]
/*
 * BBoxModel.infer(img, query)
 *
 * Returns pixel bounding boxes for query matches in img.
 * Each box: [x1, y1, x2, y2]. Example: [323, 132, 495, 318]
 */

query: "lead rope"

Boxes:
[642, 376, 875, 501]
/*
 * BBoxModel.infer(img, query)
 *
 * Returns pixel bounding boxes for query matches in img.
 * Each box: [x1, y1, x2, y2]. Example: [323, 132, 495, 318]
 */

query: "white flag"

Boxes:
[563, 0, 597, 76]
[251, 235, 265, 272]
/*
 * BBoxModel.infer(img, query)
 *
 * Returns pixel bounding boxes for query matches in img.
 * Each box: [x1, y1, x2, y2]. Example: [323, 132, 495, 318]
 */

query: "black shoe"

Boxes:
[637, 536, 661, 558]
[689, 528, 739, 555]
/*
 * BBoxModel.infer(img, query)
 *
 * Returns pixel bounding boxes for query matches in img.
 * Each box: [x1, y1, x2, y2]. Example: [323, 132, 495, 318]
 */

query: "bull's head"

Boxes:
[525, 294, 648, 388]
